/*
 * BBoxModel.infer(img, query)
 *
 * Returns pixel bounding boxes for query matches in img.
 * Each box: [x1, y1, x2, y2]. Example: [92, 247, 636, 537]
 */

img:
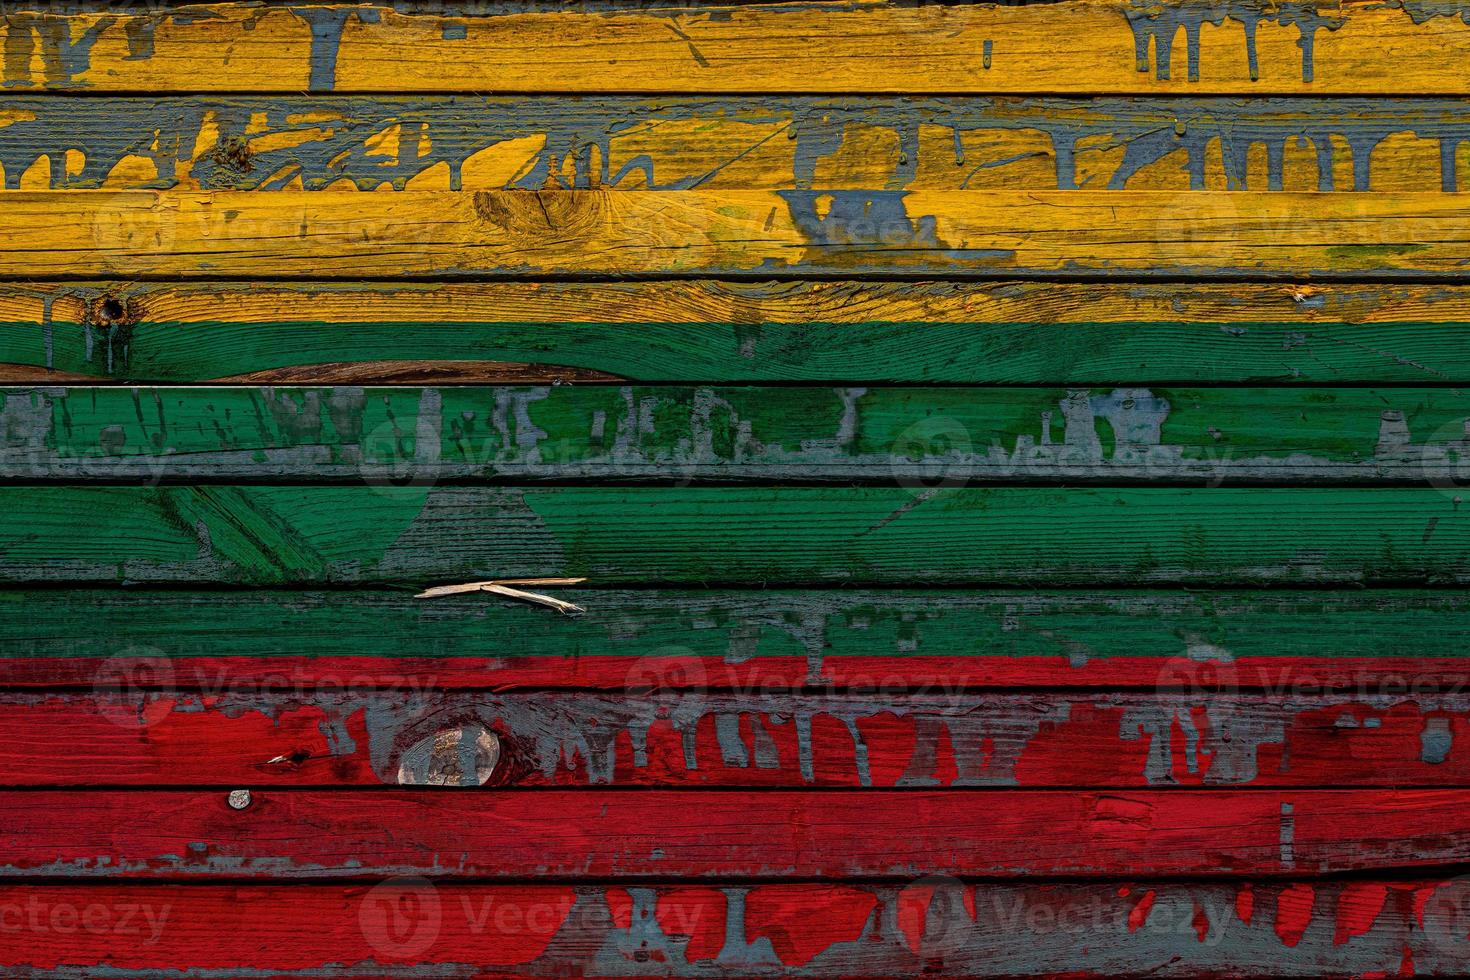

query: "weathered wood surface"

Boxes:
[6, 95, 1470, 194]
[9, 280, 1470, 385]
[8, 189, 1470, 278]
[3, 788, 1468, 878]
[12, 383, 1470, 483]
[0, 879, 1466, 977]
[6, 2, 1470, 978]
[6, 1, 1470, 95]
[7, 588, 1468, 691]
[5, 878, 1469, 977]
[3, 485, 1470, 586]
[11, 690, 1470, 788]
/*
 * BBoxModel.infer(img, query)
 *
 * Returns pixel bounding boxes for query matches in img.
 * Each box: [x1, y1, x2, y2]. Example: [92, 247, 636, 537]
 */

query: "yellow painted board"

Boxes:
[5, 278, 1437, 329]
[5, 2, 1470, 94]
[5, 95, 1463, 194]
[1, 188, 1466, 277]
[8, 279, 1470, 385]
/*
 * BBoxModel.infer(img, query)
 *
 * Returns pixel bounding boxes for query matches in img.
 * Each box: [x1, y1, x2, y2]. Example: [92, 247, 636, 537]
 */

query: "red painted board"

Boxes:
[0, 880, 1466, 976]
[0, 789, 1465, 879]
[2, 690, 1469, 789]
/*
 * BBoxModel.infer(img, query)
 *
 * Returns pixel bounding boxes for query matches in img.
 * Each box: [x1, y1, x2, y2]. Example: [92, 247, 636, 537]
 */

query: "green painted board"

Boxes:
[5, 384, 1470, 483]
[1, 485, 1468, 586]
[3, 587, 1468, 668]
[9, 281, 1470, 384]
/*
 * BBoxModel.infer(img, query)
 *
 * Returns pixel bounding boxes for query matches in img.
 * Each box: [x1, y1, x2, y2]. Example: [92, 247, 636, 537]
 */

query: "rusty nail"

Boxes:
[227, 789, 253, 810]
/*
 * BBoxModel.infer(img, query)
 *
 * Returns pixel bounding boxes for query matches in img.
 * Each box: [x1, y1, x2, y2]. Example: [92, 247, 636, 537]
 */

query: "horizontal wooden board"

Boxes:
[2, 788, 1467, 878]
[10, 689, 1470, 789]
[7, 189, 1470, 278]
[12, 383, 1470, 484]
[3, 485, 1470, 586]
[6, 1, 1470, 95]
[8, 280, 1470, 385]
[0, 879, 1463, 977]
[5, 588, 1468, 691]
[7, 95, 1470, 194]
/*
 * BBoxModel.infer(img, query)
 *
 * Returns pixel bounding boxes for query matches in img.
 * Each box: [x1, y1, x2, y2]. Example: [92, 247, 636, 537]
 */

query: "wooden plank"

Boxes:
[0, 879, 1461, 977]
[7, 280, 1470, 385]
[2, 485, 1470, 587]
[6, 1, 1470, 95]
[12, 383, 1470, 484]
[1, 788, 1467, 878]
[7, 189, 1470, 278]
[4, 588, 1467, 691]
[10, 690, 1470, 788]
[5, 95, 1470, 194]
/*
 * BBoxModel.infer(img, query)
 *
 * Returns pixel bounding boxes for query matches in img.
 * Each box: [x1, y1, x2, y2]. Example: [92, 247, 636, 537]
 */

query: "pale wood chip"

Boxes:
[415, 577, 587, 614]
[414, 582, 491, 599]
[482, 578, 587, 586]
[480, 584, 585, 615]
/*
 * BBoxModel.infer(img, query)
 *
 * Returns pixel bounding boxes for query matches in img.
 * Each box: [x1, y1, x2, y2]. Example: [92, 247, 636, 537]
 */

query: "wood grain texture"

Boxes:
[3, 878, 1467, 977]
[1, 788, 1467, 878]
[0, 879, 1466, 977]
[7, 279, 1470, 385]
[8, 4, 1470, 979]
[2, 485, 1470, 586]
[5, 588, 1467, 691]
[6, 95, 1470, 194]
[6, 189, 1470, 278]
[6, 1, 1470, 95]
[10, 689, 1470, 788]
[11, 383, 1470, 483]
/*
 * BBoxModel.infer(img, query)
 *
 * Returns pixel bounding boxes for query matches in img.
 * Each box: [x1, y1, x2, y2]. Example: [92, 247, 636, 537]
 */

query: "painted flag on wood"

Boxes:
[1, 1, 1470, 976]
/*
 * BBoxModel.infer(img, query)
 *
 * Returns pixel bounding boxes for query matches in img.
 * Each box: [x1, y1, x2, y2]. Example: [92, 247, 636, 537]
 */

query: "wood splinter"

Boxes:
[414, 577, 586, 615]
